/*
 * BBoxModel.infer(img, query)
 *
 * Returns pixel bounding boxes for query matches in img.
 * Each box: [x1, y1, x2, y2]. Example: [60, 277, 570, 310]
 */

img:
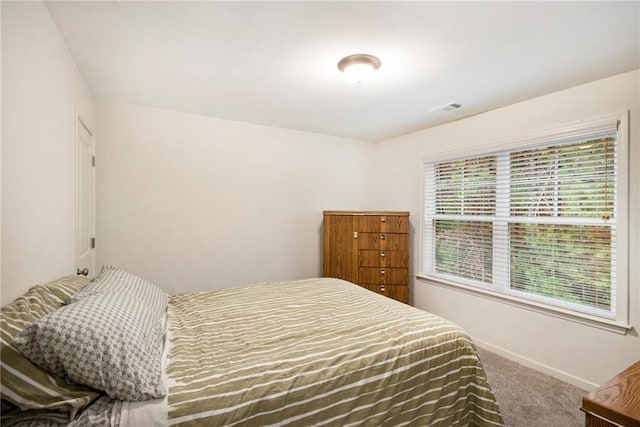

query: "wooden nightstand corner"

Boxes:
[581, 361, 640, 427]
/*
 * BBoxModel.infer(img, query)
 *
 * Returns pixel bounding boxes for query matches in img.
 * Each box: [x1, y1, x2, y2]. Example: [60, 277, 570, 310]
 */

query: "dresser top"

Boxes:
[323, 211, 410, 216]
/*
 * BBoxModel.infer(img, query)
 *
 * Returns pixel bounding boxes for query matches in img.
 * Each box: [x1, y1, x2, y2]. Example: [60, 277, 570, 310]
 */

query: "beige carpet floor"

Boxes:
[478, 347, 589, 427]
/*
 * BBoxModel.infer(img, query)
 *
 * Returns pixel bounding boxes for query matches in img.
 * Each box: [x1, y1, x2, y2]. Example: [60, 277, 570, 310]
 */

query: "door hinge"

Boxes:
[90, 237, 95, 249]
[92, 156, 96, 167]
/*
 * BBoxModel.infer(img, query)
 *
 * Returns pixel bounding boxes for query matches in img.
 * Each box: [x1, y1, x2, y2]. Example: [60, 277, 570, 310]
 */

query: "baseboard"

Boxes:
[473, 337, 599, 391]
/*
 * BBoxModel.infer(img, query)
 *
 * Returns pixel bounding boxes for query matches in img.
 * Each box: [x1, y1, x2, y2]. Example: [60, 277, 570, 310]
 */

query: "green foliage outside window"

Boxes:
[509, 223, 611, 310]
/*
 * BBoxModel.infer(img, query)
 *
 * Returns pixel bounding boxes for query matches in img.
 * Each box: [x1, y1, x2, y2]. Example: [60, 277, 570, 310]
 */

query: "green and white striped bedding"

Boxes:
[2, 276, 503, 426]
[165, 278, 504, 426]
[0, 276, 98, 420]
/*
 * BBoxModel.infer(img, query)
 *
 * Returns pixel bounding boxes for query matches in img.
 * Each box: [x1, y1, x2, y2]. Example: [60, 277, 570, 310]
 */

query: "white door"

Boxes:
[75, 117, 95, 277]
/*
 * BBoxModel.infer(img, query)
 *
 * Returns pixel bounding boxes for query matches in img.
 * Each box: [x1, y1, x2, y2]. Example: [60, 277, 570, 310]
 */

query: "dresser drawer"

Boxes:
[359, 250, 408, 267]
[358, 233, 408, 251]
[365, 285, 409, 304]
[584, 414, 619, 427]
[359, 216, 409, 233]
[359, 267, 407, 285]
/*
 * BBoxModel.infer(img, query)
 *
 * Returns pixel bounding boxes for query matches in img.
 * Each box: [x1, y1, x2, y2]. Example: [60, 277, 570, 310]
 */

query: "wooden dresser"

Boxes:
[323, 211, 410, 304]
[581, 361, 640, 427]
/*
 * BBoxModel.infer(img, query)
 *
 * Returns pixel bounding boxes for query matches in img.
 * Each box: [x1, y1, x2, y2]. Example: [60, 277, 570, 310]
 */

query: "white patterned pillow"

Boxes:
[69, 265, 167, 326]
[13, 291, 166, 401]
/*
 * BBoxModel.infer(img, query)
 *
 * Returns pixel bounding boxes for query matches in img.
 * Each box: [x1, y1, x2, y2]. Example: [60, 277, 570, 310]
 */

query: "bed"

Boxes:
[1, 267, 504, 426]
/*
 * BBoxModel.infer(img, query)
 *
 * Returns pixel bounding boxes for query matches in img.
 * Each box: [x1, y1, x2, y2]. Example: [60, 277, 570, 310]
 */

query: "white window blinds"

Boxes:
[423, 122, 622, 319]
[434, 156, 496, 216]
[509, 137, 615, 219]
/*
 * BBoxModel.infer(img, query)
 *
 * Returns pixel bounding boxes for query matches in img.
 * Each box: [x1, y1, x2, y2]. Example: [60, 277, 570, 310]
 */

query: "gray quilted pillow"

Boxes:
[69, 265, 167, 325]
[13, 292, 166, 401]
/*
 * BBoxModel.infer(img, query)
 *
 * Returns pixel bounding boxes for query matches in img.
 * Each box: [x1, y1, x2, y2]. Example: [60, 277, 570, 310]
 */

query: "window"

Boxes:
[422, 114, 629, 326]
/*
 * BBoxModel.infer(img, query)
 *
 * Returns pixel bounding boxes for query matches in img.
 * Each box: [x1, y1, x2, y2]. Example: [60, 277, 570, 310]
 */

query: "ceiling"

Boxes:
[45, 1, 640, 142]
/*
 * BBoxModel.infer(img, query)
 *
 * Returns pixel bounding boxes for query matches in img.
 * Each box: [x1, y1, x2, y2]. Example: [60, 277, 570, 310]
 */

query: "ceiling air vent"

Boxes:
[430, 102, 462, 113]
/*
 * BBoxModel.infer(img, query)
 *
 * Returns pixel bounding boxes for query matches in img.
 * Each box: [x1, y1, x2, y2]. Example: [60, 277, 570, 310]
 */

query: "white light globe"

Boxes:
[343, 63, 375, 84]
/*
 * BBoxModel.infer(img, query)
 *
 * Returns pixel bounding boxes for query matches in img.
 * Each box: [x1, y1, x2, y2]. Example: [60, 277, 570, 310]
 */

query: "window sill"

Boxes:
[416, 274, 632, 335]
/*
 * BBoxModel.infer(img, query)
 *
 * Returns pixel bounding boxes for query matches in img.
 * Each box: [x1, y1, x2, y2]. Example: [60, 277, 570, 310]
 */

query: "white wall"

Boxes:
[1, 2, 94, 306]
[96, 102, 376, 294]
[373, 70, 640, 389]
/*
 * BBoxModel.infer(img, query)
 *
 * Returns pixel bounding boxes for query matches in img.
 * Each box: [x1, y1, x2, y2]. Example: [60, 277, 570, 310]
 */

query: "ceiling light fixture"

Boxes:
[337, 54, 381, 84]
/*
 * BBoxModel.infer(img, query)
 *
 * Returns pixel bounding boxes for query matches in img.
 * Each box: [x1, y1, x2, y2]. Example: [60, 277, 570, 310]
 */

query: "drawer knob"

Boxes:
[380, 251, 386, 257]
[353, 231, 358, 239]
[381, 285, 386, 292]
[380, 234, 386, 240]
[381, 269, 386, 275]
[381, 216, 387, 223]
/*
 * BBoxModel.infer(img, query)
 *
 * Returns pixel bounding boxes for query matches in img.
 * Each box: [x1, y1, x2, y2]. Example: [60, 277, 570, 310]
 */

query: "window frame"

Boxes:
[418, 112, 630, 334]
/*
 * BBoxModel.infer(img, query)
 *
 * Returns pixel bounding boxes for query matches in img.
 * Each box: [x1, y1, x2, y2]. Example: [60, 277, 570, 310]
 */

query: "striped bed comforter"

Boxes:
[165, 278, 504, 426]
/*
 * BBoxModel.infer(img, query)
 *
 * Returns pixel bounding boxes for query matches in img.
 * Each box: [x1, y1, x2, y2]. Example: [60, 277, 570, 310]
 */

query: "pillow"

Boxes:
[69, 265, 167, 325]
[13, 291, 166, 401]
[0, 276, 98, 420]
